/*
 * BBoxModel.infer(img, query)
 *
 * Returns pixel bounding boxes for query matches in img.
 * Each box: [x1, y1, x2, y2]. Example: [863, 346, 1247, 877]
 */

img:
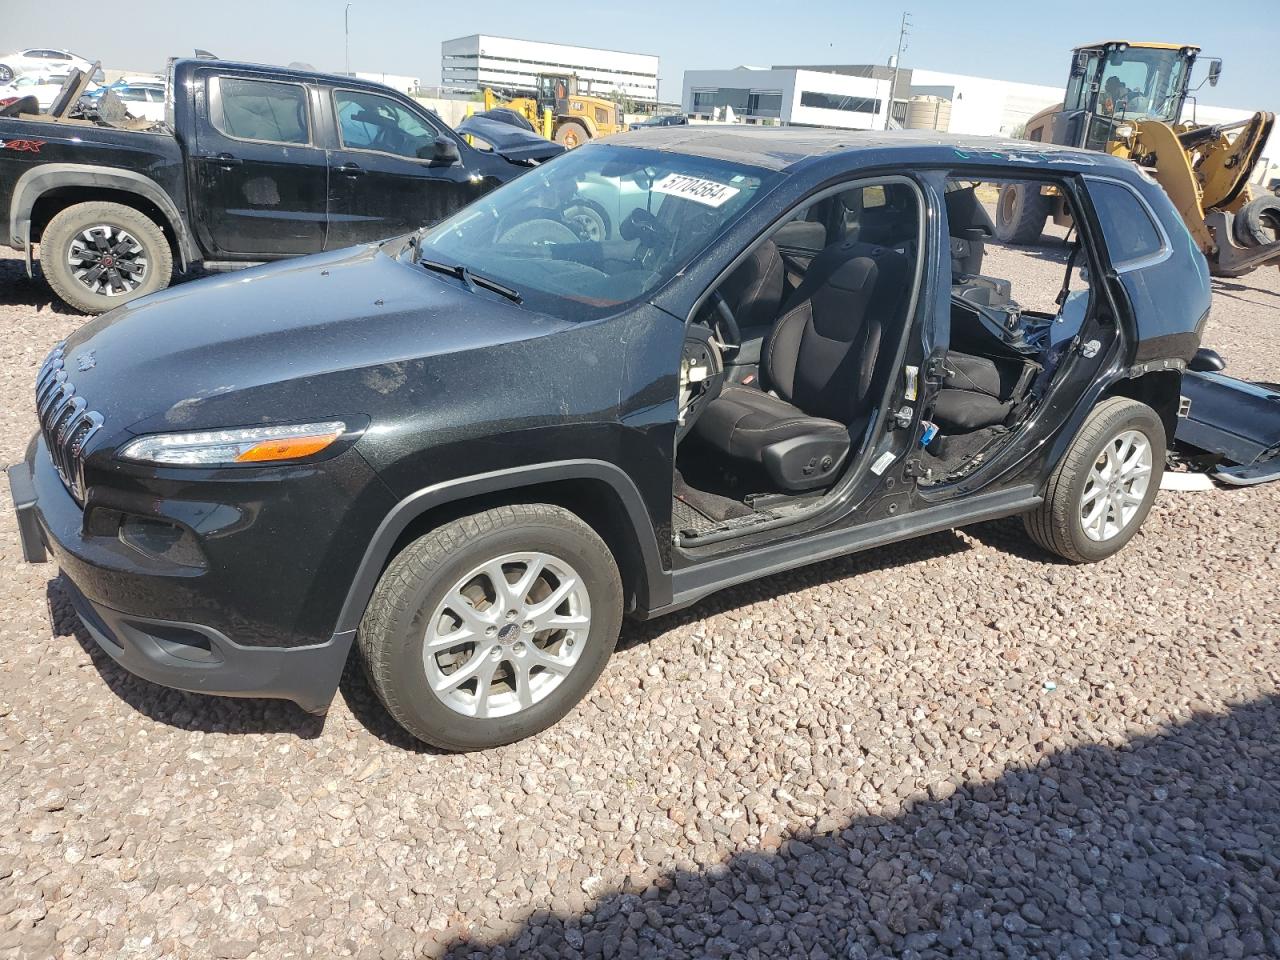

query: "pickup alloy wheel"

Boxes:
[40, 200, 173, 314]
[358, 504, 623, 750]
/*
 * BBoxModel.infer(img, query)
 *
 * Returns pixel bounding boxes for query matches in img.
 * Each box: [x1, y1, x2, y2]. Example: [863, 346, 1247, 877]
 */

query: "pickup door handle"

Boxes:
[336, 162, 364, 177]
[201, 153, 242, 168]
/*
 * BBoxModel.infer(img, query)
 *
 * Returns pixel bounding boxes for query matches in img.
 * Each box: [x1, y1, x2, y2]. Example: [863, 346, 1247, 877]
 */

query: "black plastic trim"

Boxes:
[655, 483, 1041, 616]
[7, 461, 47, 563]
[332, 459, 670, 635]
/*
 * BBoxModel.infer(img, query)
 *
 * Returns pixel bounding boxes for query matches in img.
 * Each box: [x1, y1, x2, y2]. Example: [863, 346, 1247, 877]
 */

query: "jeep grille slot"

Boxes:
[35, 343, 103, 503]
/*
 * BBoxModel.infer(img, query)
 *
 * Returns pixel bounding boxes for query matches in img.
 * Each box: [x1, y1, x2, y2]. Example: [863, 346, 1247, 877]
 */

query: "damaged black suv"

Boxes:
[8, 129, 1211, 750]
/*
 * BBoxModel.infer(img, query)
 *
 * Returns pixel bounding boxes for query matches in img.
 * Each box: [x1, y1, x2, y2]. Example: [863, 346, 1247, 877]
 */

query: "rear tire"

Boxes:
[554, 120, 589, 149]
[1023, 397, 1165, 563]
[40, 201, 173, 314]
[1232, 195, 1280, 248]
[993, 182, 1050, 244]
[358, 504, 623, 751]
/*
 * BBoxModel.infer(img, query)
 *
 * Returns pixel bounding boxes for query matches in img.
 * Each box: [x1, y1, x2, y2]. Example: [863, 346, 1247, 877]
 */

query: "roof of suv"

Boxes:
[603, 126, 1131, 175]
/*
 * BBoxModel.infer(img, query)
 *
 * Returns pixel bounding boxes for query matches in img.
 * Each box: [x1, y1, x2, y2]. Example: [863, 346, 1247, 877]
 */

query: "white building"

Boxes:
[908, 69, 1064, 137]
[682, 68, 891, 129]
[441, 35, 658, 105]
[352, 72, 420, 96]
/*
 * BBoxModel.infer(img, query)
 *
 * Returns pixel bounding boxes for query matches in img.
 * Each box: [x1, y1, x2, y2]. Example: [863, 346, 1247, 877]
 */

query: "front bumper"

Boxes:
[7, 445, 359, 714]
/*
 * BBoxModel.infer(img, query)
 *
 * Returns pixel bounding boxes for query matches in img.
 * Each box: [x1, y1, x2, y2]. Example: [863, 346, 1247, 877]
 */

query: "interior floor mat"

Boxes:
[674, 471, 754, 527]
[672, 496, 719, 537]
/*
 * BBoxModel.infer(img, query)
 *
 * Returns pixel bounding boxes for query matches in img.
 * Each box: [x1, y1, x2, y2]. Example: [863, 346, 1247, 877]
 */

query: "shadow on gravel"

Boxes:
[444, 696, 1280, 959]
[1213, 279, 1280, 300]
[46, 577, 325, 738]
[0, 257, 77, 315]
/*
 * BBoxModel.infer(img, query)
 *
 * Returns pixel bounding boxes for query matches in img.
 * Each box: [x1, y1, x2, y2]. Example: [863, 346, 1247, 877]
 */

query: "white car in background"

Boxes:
[0, 49, 102, 83]
[0, 73, 74, 112]
[106, 82, 167, 122]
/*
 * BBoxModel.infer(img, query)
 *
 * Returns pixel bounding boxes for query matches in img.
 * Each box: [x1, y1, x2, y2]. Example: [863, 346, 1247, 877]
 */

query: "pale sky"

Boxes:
[2, 0, 1274, 111]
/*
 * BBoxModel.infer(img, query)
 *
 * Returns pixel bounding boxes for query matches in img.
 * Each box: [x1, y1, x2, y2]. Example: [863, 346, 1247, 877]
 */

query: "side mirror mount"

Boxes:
[1189, 347, 1226, 372]
[1208, 59, 1222, 87]
[431, 135, 461, 165]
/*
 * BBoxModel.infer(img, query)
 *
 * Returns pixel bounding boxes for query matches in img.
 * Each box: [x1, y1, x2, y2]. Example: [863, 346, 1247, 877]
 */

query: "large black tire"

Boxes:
[1023, 397, 1166, 563]
[554, 120, 590, 149]
[358, 504, 623, 751]
[1232, 195, 1280, 248]
[40, 201, 173, 314]
[993, 182, 1050, 244]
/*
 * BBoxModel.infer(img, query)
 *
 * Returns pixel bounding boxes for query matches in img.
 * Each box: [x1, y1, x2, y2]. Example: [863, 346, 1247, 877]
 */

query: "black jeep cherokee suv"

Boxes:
[9, 129, 1211, 750]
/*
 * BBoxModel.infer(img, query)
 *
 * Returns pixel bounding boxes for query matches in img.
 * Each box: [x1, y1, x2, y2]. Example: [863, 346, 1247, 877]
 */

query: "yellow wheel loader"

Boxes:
[483, 73, 624, 149]
[995, 41, 1279, 278]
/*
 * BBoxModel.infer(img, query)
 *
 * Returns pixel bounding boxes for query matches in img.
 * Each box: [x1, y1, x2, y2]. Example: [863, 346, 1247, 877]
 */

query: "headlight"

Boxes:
[119, 421, 347, 466]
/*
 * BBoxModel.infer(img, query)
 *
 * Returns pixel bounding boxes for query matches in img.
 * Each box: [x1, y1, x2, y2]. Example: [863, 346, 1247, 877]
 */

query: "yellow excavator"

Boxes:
[995, 41, 1279, 277]
[482, 73, 624, 149]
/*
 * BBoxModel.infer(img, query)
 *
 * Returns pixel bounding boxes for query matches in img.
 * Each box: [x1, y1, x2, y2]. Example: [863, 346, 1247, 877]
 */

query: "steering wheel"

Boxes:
[710, 291, 742, 352]
[620, 208, 673, 269]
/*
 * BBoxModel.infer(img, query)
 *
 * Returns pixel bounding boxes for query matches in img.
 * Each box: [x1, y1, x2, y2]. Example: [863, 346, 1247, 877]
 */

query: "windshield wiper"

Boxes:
[419, 257, 522, 304]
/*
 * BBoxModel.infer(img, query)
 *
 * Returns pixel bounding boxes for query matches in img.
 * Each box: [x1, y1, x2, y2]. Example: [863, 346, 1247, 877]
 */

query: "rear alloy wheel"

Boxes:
[0, 64, 12, 83]
[40, 201, 172, 314]
[1023, 397, 1165, 562]
[358, 504, 623, 750]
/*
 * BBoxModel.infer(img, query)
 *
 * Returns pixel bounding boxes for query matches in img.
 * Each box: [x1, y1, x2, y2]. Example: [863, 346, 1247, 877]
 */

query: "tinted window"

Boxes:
[799, 92, 882, 114]
[214, 77, 309, 145]
[1088, 180, 1164, 266]
[334, 90, 439, 159]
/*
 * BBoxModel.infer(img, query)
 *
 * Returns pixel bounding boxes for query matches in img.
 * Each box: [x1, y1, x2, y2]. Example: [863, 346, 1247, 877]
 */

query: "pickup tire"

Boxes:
[1023, 397, 1165, 563]
[358, 504, 623, 750]
[41, 201, 173, 314]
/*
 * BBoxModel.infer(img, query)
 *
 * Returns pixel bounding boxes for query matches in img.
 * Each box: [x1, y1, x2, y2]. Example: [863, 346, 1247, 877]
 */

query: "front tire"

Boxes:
[554, 120, 589, 149]
[358, 504, 623, 751]
[40, 201, 173, 314]
[993, 182, 1050, 244]
[1023, 397, 1165, 563]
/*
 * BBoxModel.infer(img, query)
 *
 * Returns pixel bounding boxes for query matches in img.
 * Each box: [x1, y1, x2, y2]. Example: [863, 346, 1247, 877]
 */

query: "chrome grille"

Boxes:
[35, 343, 103, 502]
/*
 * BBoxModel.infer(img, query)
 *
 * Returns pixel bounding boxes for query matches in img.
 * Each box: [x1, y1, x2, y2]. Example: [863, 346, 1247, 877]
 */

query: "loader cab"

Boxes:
[1065, 42, 1200, 152]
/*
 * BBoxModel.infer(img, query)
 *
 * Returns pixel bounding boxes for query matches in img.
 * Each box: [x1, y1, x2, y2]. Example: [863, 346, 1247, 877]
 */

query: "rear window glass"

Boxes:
[1088, 180, 1164, 266]
[214, 77, 309, 145]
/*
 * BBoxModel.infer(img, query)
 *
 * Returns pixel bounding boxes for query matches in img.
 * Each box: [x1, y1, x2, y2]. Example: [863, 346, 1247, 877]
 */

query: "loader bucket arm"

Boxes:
[1194, 111, 1276, 212]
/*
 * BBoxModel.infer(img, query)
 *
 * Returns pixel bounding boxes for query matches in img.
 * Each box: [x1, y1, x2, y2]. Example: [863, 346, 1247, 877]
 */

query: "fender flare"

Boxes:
[9, 163, 196, 270]
[331, 459, 671, 637]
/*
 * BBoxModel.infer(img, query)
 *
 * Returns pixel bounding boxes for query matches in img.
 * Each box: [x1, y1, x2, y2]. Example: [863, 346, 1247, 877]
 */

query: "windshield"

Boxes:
[1096, 47, 1190, 123]
[417, 144, 778, 320]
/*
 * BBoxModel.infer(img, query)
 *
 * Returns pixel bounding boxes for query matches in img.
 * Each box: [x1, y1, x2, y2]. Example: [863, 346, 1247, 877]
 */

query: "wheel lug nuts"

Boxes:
[489, 647, 501, 661]
[485, 626, 497, 638]
[522, 620, 534, 632]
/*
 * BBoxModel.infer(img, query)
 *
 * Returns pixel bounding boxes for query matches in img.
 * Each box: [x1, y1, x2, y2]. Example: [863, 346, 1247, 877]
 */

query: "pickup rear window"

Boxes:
[214, 77, 310, 146]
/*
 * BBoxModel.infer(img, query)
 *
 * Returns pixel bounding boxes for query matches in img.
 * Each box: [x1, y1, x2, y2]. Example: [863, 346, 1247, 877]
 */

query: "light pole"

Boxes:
[344, 3, 352, 76]
[886, 11, 911, 130]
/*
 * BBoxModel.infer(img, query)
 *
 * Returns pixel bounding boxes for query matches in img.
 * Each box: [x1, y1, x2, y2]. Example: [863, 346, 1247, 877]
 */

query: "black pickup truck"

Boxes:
[0, 59, 561, 313]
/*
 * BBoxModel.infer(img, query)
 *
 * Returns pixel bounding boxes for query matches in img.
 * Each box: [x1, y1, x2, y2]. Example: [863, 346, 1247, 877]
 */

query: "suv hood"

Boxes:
[58, 243, 570, 437]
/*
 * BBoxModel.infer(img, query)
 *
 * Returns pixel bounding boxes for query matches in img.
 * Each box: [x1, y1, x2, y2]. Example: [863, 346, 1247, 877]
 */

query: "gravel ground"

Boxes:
[0, 247, 1278, 960]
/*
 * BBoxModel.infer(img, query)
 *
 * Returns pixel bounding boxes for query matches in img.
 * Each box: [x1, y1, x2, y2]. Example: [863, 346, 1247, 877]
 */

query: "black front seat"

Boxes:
[695, 240, 910, 491]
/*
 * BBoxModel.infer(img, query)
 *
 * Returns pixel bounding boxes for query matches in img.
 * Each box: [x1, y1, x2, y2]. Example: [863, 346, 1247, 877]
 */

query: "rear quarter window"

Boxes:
[1087, 179, 1166, 268]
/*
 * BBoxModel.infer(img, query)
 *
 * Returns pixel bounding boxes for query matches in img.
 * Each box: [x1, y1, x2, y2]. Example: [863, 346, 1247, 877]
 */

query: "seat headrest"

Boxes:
[720, 238, 784, 331]
[788, 240, 909, 341]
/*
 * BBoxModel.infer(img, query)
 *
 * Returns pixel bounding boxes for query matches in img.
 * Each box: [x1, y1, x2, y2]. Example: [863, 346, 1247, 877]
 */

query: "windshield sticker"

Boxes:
[652, 173, 740, 208]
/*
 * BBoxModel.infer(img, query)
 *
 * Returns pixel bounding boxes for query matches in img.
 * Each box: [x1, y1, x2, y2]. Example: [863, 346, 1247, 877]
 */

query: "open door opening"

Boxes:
[672, 179, 924, 544]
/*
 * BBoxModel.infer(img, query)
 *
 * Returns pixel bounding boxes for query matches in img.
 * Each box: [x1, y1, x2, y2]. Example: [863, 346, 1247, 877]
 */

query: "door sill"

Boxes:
[650, 483, 1041, 617]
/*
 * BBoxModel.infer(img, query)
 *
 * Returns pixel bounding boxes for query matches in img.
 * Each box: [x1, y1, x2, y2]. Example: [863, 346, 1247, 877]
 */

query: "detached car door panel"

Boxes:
[325, 88, 483, 248]
[191, 72, 329, 257]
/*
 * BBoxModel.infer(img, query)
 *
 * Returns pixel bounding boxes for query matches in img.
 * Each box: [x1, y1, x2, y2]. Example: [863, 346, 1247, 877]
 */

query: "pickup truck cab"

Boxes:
[0, 59, 560, 313]
[9, 129, 1210, 750]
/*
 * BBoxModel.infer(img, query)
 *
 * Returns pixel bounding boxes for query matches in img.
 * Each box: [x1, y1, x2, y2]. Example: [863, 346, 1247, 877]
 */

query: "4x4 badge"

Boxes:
[75, 351, 97, 372]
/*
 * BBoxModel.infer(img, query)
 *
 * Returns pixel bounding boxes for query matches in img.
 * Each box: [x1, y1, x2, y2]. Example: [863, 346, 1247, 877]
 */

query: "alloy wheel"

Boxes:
[67, 224, 150, 297]
[1079, 429, 1153, 542]
[423, 552, 591, 718]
